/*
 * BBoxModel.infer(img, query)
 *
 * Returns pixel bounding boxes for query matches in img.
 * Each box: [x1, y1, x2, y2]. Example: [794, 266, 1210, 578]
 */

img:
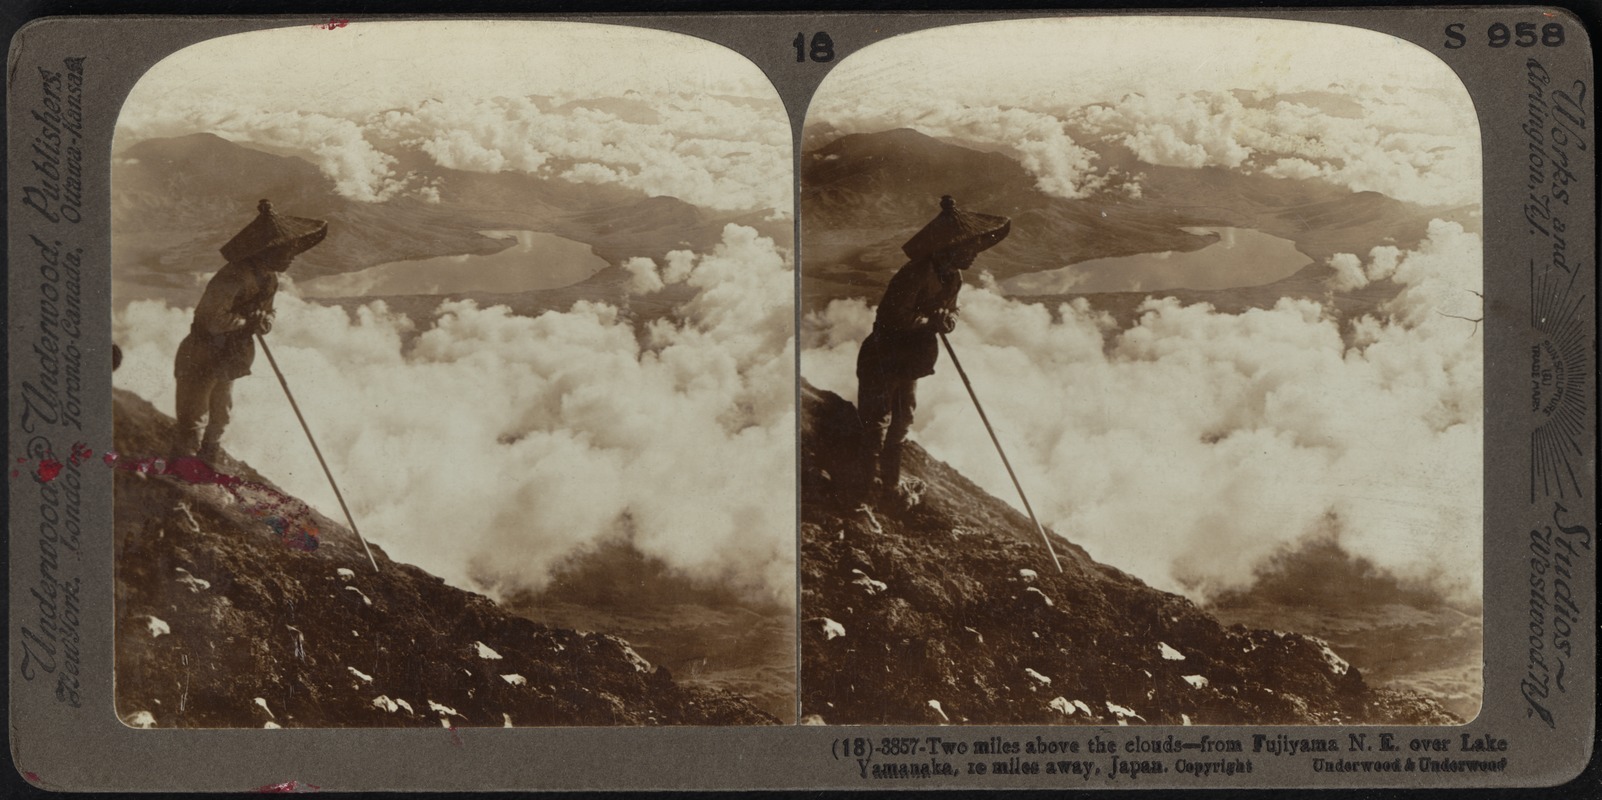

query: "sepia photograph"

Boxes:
[108, 20, 797, 727]
[799, 17, 1484, 726]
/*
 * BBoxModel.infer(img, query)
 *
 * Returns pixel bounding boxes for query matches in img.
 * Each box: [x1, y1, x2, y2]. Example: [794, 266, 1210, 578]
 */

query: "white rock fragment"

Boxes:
[1159, 642, 1186, 661]
[396, 699, 414, 714]
[501, 674, 527, 687]
[927, 700, 949, 721]
[428, 700, 460, 718]
[800, 714, 827, 726]
[1072, 699, 1093, 716]
[601, 635, 652, 672]
[1025, 587, 1054, 607]
[174, 568, 211, 593]
[440, 719, 452, 729]
[145, 616, 171, 638]
[963, 626, 984, 644]
[348, 666, 373, 684]
[474, 641, 502, 660]
[286, 625, 306, 661]
[1049, 697, 1076, 715]
[503, 713, 514, 728]
[1182, 674, 1209, 689]
[263, 721, 282, 729]
[821, 618, 846, 640]
[850, 569, 887, 595]
[1105, 701, 1144, 722]
[344, 586, 372, 606]
[124, 710, 156, 728]
[1313, 639, 1350, 675]
[337, 568, 355, 581]
[1018, 568, 1038, 581]
[1025, 668, 1052, 686]
[623, 645, 651, 672]
[253, 697, 275, 718]
[176, 501, 201, 532]
[1182, 714, 1193, 726]
[372, 695, 399, 713]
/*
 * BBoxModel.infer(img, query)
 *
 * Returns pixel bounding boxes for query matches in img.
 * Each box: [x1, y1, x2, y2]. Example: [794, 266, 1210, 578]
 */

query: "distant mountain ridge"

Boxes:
[113, 133, 788, 309]
[113, 388, 777, 727]
[801, 128, 1479, 313]
[799, 381, 1459, 726]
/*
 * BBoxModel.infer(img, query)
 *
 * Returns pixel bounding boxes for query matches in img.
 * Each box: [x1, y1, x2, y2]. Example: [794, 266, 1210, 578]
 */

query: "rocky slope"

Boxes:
[799, 382, 1458, 726]
[113, 389, 777, 728]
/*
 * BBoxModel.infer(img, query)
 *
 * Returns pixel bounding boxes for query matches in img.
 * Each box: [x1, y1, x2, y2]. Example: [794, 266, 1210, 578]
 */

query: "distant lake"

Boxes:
[299, 230, 606, 297]
[1002, 227, 1310, 295]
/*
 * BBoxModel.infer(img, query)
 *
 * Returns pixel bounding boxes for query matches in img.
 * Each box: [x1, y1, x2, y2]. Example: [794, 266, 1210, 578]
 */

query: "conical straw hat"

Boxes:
[219, 199, 328, 263]
[901, 195, 1011, 260]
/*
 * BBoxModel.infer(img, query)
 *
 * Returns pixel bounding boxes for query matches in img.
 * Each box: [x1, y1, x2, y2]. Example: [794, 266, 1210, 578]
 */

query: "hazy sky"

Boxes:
[807, 17, 1481, 207]
[124, 20, 775, 117]
[116, 21, 791, 213]
[815, 16, 1471, 107]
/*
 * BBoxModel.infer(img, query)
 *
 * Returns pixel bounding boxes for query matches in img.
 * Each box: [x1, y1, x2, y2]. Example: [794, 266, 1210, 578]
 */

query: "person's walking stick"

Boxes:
[939, 332, 1064, 573]
[257, 334, 380, 573]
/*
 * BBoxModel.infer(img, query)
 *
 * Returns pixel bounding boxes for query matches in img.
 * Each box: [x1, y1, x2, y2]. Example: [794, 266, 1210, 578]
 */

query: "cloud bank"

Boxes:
[115, 225, 796, 606]
[116, 23, 790, 215]
[117, 90, 790, 215]
[809, 18, 1478, 208]
[813, 86, 1480, 207]
[803, 221, 1483, 604]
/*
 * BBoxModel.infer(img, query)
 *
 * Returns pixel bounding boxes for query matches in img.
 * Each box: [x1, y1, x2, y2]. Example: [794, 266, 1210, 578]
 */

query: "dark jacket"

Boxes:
[856, 255, 962, 384]
[174, 261, 277, 381]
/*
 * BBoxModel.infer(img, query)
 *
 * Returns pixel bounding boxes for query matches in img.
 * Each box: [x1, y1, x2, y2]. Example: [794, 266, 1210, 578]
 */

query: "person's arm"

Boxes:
[193, 268, 250, 336]
[875, 264, 936, 332]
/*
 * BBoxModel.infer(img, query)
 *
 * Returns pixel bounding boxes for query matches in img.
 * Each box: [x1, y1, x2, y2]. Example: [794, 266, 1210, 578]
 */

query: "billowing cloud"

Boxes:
[114, 225, 795, 606]
[803, 222, 1482, 604]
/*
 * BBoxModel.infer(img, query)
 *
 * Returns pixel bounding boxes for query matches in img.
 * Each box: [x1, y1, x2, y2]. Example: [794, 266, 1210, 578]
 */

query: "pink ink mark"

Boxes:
[23, 771, 42, 785]
[314, 18, 349, 30]
[253, 780, 321, 793]
[447, 724, 464, 747]
[15, 443, 323, 552]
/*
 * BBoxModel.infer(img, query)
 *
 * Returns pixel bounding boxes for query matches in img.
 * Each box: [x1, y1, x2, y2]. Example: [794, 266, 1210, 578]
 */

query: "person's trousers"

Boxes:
[173, 372, 233, 458]
[858, 373, 918, 493]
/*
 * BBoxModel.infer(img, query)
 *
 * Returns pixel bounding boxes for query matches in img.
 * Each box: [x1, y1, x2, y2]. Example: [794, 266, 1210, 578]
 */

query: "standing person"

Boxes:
[173, 199, 327, 466]
[856, 195, 1010, 509]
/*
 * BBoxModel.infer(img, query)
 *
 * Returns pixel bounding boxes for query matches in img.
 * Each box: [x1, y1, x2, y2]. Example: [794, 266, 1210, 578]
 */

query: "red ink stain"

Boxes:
[447, 724, 463, 747]
[254, 780, 321, 793]
[23, 772, 42, 785]
[314, 18, 349, 30]
[15, 443, 322, 552]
